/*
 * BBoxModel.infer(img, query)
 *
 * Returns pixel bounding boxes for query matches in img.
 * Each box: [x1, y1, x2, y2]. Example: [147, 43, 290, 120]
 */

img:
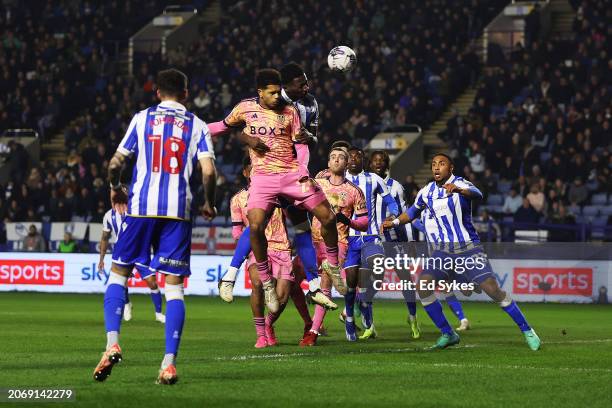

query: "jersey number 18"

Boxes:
[148, 135, 186, 174]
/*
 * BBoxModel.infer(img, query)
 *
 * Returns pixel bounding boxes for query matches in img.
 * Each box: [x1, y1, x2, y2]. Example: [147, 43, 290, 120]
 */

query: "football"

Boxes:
[327, 45, 357, 72]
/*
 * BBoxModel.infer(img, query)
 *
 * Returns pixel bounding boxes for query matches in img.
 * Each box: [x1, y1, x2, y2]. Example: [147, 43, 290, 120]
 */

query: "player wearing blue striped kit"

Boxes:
[93, 69, 217, 384]
[383, 153, 541, 351]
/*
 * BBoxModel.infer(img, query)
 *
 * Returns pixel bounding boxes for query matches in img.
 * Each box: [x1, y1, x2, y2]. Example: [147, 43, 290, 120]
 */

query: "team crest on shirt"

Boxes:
[251, 113, 258, 119]
[277, 115, 285, 121]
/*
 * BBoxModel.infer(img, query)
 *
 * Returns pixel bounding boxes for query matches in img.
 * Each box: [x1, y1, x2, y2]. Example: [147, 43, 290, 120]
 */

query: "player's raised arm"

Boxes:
[382, 189, 426, 231]
[443, 178, 483, 200]
[197, 124, 218, 220]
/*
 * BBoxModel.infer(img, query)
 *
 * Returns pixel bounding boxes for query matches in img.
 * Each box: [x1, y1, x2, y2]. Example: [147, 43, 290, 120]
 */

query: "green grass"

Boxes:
[0, 293, 611, 407]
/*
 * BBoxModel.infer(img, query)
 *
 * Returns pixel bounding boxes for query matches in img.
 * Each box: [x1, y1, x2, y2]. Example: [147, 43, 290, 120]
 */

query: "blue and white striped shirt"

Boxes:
[102, 209, 124, 243]
[117, 100, 215, 220]
[347, 171, 392, 236]
[378, 176, 414, 242]
[413, 175, 481, 250]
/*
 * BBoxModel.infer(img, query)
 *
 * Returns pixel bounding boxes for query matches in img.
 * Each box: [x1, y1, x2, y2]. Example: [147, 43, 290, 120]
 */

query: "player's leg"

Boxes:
[397, 267, 420, 339]
[417, 259, 460, 349]
[285, 205, 320, 284]
[289, 258, 313, 334]
[300, 270, 331, 346]
[247, 208, 279, 313]
[265, 250, 293, 346]
[144, 273, 165, 324]
[438, 288, 470, 331]
[247, 261, 267, 348]
[479, 276, 541, 350]
[219, 226, 252, 302]
[342, 237, 361, 341]
[358, 240, 384, 340]
[94, 217, 154, 382]
[123, 286, 132, 321]
[151, 219, 193, 384]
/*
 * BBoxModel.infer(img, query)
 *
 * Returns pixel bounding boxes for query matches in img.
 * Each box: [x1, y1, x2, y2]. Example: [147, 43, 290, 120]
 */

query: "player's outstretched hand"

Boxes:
[97, 261, 104, 274]
[443, 183, 460, 194]
[110, 186, 128, 215]
[336, 212, 351, 225]
[202, 202, 217, 220]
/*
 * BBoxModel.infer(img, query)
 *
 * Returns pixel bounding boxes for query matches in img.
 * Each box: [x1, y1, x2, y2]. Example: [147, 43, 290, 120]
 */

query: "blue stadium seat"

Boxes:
[591, 216, 609, 239]
[600, 207, 612, 217]
[591, 193, 608, 205]
[497, 181, 512, 194]
[487, 194, 503, 206]
[582, 206, 600, 216]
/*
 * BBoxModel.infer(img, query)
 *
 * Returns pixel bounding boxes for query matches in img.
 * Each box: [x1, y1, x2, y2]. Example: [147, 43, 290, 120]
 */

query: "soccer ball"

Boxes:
[327, 46, 357, 73]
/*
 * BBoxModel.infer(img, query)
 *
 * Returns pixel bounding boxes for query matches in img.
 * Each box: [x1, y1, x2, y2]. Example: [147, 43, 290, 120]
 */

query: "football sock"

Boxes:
[406, 301, 417, 318]
[254, 317, 265, 338]
[500, 295, 531, 332]
[325, 244, 339, 266]
[446, 294, 465, 321]
[344, 288, 356, 320]
[294, 231, 319, 282]
[164, 283, 185, 356]
[265, 311, 280, 327]
[104, 272, 127, 341]
[150, 289, 163, 313]
[223, 266, 239, 283]
[290, 283, 312, 325]
[124, 287, 130, 304]
[359, 301, 373, 329]
[421, 295, 453, 335]
[229, 227, 252, 271]
[311, 289, 331, 333]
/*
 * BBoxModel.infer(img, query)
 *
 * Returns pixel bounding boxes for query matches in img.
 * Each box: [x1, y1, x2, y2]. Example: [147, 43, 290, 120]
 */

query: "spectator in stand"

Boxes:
[402, 175, 419, 206]
[58, 232, 77, 253]
[502, 188, 523, 214]
[526, 184, 546, 214]
[514, 198, 540, 224]
[474, 209, 501, 242]
[568, 178, 589, 206]
[22, 224, 46, 252]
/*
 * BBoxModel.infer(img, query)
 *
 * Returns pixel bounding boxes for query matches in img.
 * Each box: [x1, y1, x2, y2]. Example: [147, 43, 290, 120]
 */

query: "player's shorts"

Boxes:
[420, 246, 494, 284]
[313, 240, 348, 269]
[246, 249, 294, 282]
[344, 235, 384, 269]
[247, 172, 327, 213]
[112, 216, 192, 277]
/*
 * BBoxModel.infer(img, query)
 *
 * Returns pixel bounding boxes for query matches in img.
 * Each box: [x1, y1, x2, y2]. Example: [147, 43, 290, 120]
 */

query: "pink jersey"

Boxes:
[229, 189, 290, 252]
[311, 177, 367, 244]
[225, 98, 301, 176]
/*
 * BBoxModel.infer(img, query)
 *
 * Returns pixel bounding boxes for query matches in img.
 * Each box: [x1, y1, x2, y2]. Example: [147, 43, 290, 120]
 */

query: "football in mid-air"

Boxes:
[327, 45, 357, 72]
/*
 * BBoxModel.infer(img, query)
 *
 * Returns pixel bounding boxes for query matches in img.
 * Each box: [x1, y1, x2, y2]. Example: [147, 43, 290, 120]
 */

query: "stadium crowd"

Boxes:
[0, 0, 608, 241]
[439, 0, 610, 232]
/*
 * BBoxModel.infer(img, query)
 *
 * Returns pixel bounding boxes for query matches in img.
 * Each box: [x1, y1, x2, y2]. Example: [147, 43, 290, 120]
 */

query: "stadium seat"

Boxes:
[591, 216, 609, 239]
[591, 193, 608, 205]
[582, 206, 600, 217]
[487, 194, 503, 206]
[600, 207, 612, 217]
[497, 181, 512, 194]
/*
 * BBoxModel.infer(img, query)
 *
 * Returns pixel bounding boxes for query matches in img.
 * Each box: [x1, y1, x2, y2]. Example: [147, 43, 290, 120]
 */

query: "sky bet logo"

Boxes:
[206, 264, 228, 282]
[82, 263, 109, 283]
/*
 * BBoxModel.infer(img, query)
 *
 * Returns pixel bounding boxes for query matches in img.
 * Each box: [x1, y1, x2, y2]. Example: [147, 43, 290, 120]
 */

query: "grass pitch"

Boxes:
[0, 293, 611, 407]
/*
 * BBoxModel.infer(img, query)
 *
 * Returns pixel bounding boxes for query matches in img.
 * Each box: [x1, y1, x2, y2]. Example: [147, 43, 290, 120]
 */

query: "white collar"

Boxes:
[158, 100, 187, 111]
[281, 89, 293, 103]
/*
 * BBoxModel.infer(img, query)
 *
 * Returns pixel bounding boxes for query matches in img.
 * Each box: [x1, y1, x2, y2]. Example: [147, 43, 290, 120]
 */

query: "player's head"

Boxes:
[331, 140, 351, 150]
[347, 146, 364, 174]
[280, 62, 309, 100]
[242, 155, 252, 181]
[256, 69, 282, 109]
[431, 153, 454, 183]
[328, 147, 349, 175]
[369, 150, 390, 178]
[156, 68, 188, 102]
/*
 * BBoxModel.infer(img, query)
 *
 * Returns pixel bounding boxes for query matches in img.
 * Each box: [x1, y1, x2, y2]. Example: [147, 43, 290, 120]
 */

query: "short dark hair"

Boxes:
[256, 69, 281, 89]
[370, 150, 390, 167]
[348, 146, 364, 155]
[432, 152, 454, 166]
[242, 155, 252, 168]
[331, 140, 351, 150]
[156, 68, 188, 98]
[280, 62, 305, 84]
